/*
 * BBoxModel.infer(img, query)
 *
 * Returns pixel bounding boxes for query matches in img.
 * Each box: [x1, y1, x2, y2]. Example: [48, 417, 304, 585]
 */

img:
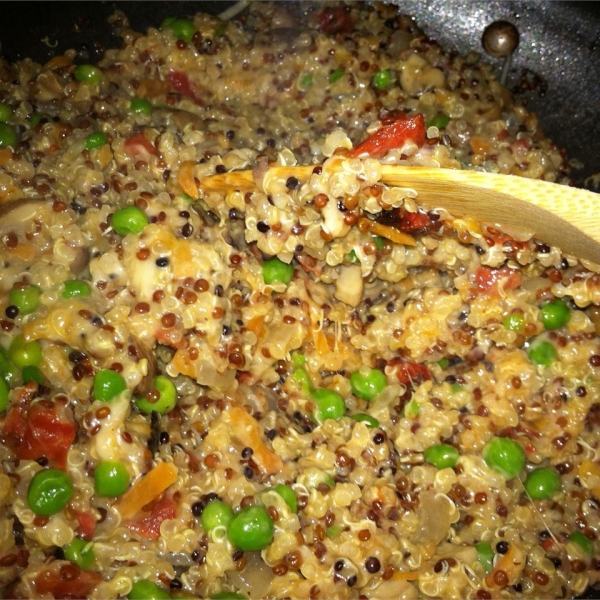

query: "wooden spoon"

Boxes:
[197, 164, 600, 264]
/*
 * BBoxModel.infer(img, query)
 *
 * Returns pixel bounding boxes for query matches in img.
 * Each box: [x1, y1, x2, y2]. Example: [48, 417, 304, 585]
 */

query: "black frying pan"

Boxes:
[0, 2, 599, 598]
[0, 1, 599, 190]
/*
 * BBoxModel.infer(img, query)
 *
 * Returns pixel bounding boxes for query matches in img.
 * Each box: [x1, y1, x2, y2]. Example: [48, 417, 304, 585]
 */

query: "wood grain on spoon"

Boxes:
[197, 165, 600, 264]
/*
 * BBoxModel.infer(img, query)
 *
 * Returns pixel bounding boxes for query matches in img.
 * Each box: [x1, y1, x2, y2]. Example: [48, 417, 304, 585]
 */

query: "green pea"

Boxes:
[22, 365, 44, 385]
[424, 444, 459, 469]
[0, 378, 9, 412]
[0, 346, 18, 385]
[482, 436, 525, 479]
[350, 367, 387, 401]
[0, 102, 12, 122]
[128, 579, 171, 600]
[8, 336, 42, 369]
[61, 280, 91, 299]
[29, 112, 51, 128]
[346, 249, 360, 264]
[541, 299, 571, 330]
[27, 468, 74, 516]
[569, 531, 594, 556]
[111, 206, 149, 236]
[160, 17, 177, 28]
[293, 367, 313, 395]
[475, 541, 494, 574]
[130, 98, 153, 115]
[326, 524, 343, 539]
[312, 388, 346, 423]
[350, 413, 380, 428]
[74, 64, 103, 85]
[135, 375, 177, 415]
[215, 22, 227, 37]
[201, 500, 234, 532]
[163, 18, 196, 44]
[299, 73, 313, 88]
[329, 69, 344, 83]
[85, 132, 108, 150]
[437, 357, 449, 369]
[404, 398, 420, 418]
[63, 538, 95, 569]
[523, 467, 561, 499]
[528, 340, 558, 367]
[373, 69, 393, 89]
[262, 257, 294, 285]
[227, 505, 274, 551]
[297, 467, 335, 490]
[270, 484, 298, 513]
[503, 313, 524, 332]
[210, 593, 247, 600]
[291, 352, 306, 367]
[92, 369, 127, 402]
[372, 235, 384, 251]
[0, 123, 18, 148]
[426, 113, 450, 129]
[9, 284, 41, 315]
[94, 460, 130, 497]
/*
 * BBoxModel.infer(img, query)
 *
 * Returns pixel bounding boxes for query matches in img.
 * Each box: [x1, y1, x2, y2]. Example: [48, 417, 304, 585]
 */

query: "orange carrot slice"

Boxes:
[485, 543, 525, 588]
[227, 407, 283, 475]
[179, 161, 198, 199]
[368, 221, 416, 246]
[116, 462, 178, 520]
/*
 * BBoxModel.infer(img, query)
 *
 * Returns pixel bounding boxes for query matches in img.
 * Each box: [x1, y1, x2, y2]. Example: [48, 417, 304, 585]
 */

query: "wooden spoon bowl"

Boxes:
[197, 164, 600, 264]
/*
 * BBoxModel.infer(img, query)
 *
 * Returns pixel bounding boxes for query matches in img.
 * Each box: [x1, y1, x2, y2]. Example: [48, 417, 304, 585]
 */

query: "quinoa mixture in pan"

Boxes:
[0, 2, 598, 599]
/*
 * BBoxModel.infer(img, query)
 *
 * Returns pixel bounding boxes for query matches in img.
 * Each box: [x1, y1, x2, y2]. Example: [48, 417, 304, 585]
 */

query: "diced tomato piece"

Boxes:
[399, 211, 433, 233]
[166, 70, 198, 101]
[125, 495, 176, 540]
[317, 6, 353, 34]
[485, 229, 513, 247]
[380, 110, 407, 126]
[348, 114, 426, 158]
[388, 359, 432, 387]
[475, 266, 522, 296]
[35, 565, 102, 599]
[524, 442, 536, 455]
[74, 510, 96, 541]
[123, 132, 158, 157]
[155, 328, 187, 350]
[541, 538, 554, 551]
[183, 449, 201, 473]
[2, 393, 76, 470]
[512, 138, 531, 151]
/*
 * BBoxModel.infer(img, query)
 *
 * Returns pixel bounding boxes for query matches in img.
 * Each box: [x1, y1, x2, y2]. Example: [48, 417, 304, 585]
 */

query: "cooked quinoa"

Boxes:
[0, 2, 598, 599]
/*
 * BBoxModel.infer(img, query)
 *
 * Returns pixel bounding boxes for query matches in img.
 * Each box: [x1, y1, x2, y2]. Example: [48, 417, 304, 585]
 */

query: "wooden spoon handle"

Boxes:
[380, 166, 600, 264]
[197, 164, 600, 264]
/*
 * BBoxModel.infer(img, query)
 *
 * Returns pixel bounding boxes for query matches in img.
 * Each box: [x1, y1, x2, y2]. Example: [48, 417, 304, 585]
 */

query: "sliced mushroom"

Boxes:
[0, 197, 90, 276]
[148, 410, 161, 457]
[388, 29, 414, 56]
[226, 551, 273, 599]
[132, 336, 157, 396]
[191, 201, 221, 226]
[69, 245, 90, 276]
[0, 197, 45, 227]
[153, 107, 205, 131]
